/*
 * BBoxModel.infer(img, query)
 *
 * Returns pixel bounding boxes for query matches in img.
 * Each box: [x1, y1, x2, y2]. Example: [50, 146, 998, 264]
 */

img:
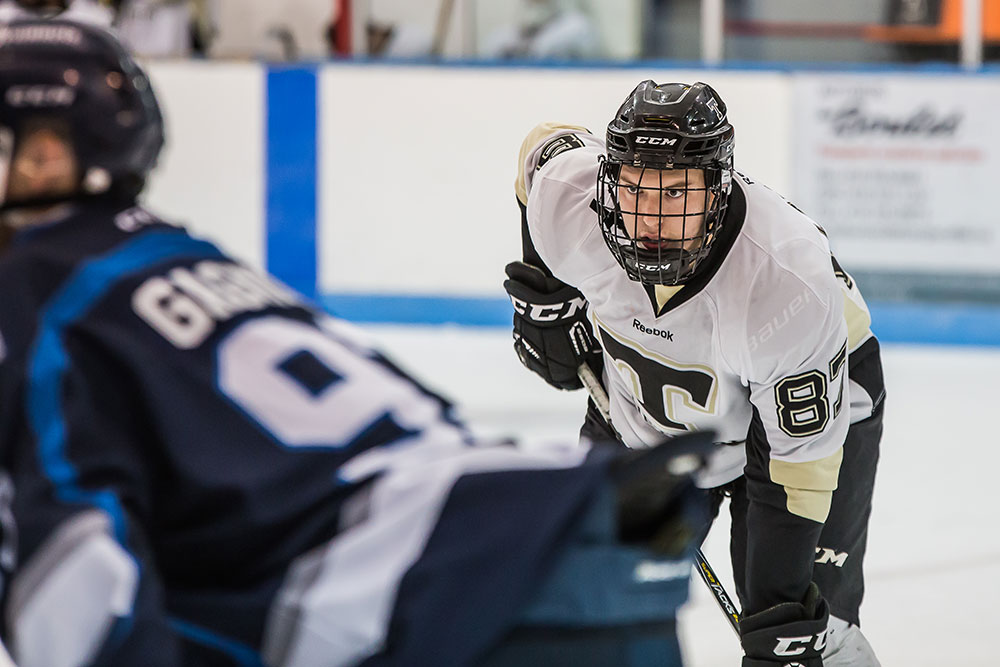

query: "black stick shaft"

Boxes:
[693, 548, 741, 637]
[576, 363, 743, 639]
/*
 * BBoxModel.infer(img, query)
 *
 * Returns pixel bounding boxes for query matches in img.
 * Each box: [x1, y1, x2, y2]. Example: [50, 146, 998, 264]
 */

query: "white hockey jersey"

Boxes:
[519, 126, 877, 515]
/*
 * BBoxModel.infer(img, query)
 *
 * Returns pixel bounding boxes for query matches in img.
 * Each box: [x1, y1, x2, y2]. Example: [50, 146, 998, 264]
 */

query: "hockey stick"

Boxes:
[693, 551, 741, 637]
[576, 363, 742, 638]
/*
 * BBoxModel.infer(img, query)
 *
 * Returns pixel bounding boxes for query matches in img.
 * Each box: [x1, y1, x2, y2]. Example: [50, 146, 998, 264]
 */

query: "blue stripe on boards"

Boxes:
[321, 292, 514, 327]
[320, 292, 1000, 346]
[266, 66, 318, 300]
[169, 617, 265, 667]
[27, 230, 224, 545]
[868, 302, 1000, 347]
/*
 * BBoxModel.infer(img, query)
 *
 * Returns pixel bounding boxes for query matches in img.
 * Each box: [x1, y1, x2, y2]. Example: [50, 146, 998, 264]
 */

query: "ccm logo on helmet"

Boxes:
[5, 85, 75, 108]
[634, 136, 677, 145]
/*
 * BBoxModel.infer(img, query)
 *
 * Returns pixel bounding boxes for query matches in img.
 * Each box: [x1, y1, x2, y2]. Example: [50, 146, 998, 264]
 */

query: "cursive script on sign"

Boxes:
[820, 104, 962, 138]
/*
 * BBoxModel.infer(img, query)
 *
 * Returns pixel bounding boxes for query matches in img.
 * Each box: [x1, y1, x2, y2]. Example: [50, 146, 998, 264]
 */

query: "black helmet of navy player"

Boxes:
[597, 80, 734, 286]
[0, 19, 164, 211]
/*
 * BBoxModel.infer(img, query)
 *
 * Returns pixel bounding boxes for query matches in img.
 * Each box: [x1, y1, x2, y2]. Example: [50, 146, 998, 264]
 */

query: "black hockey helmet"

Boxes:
[598, 80, 735, 286]
[0, 19, 164, 210]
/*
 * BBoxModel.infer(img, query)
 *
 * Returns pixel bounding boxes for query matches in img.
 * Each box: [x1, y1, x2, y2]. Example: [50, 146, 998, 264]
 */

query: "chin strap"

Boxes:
[0, 223, 13, 252]
[0, 192, 137, 254]
[0, 192, 78, 215]
[0, 187, 134, 216]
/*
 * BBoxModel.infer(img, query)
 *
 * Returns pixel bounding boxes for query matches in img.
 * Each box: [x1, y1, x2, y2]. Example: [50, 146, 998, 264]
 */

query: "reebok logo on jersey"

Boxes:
[632, 319, 673, 341]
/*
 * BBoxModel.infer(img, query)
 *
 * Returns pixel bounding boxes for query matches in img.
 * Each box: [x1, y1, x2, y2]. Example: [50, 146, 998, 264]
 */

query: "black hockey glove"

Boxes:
[503, 261, 602, 391]
[739, 582, 830, 667]
[611, 430, 715, 557]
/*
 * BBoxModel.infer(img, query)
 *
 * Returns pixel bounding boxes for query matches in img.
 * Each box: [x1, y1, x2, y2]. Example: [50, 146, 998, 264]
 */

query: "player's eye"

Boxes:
[624, 184, 640, 195]
[664, 189, 684, 199]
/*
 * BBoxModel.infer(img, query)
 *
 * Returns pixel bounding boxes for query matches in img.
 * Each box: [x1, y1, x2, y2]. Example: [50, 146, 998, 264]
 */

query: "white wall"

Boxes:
[318, 64, 789, 295]
[142, 61, 265, 269]
[136, 60, 997, 301]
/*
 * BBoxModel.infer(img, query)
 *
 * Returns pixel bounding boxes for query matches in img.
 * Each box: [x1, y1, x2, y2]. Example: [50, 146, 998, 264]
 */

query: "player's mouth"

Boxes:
[639, 238, 678, 252]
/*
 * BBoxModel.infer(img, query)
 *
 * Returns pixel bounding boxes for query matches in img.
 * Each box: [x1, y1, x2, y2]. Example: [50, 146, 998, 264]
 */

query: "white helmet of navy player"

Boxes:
[597, 80, 735, 286]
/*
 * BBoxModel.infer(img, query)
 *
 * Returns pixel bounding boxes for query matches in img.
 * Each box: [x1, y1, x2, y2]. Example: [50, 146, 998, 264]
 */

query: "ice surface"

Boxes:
[359, 324, 1000, 667]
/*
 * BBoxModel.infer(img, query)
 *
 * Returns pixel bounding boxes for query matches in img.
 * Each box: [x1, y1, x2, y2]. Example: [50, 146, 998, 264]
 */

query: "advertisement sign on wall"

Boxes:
[792, 74, 1000, 274]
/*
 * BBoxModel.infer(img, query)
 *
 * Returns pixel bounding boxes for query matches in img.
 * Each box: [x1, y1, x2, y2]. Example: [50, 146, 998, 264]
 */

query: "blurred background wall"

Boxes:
[17, 0, 995, 346]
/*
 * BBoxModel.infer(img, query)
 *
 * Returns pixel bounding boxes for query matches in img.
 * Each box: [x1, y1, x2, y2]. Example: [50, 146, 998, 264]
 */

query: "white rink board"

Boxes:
[318, 65, 790, 295]
[129, 61, 999, 298]
[142, 61, 265, 269]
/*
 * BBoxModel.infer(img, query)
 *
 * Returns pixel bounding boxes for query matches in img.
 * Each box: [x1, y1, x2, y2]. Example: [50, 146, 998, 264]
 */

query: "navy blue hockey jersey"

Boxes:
[0, 203, 694, 667]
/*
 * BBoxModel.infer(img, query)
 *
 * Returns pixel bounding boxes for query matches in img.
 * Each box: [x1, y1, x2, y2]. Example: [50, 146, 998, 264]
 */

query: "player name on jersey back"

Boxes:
[132, 260, 301, 349]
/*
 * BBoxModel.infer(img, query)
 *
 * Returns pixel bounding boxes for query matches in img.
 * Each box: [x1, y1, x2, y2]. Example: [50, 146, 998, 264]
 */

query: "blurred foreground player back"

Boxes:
[0, 20, 709, 667]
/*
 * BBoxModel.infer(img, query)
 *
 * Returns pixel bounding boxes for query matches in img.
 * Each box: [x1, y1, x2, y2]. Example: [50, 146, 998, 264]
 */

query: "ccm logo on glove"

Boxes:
[509, 295, 587, 323]
[774, 630, 828, 657]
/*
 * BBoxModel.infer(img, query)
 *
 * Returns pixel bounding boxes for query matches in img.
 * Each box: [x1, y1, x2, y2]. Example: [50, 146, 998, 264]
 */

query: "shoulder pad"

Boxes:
[516, 122, 590, 205]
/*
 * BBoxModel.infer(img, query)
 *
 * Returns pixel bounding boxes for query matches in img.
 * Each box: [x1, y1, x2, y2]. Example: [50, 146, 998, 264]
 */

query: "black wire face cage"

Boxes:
[597, 159, 732, 286]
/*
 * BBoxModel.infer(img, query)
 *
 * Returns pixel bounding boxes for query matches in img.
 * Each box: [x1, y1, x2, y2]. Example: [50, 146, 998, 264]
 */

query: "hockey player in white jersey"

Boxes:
[504, 80, 886, 666]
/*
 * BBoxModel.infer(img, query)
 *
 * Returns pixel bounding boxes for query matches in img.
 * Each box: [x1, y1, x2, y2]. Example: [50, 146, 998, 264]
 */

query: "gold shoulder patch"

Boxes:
[843, 290, 872, 350]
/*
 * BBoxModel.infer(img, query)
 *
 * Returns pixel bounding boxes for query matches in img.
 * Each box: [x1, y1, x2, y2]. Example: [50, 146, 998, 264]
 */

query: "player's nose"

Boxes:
[637, 209, 674, 232]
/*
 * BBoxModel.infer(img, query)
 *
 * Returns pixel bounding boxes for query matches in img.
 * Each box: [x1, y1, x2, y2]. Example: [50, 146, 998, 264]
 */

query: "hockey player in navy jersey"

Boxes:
[504, 82, 886, 666]
[0, 21, 714, 667]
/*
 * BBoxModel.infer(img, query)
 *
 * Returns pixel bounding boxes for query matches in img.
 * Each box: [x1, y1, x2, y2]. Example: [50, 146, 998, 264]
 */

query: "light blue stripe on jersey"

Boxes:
[170, 617, 265, 667]
[27, 229, 223, 545]
[266, 66, 318, 301]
